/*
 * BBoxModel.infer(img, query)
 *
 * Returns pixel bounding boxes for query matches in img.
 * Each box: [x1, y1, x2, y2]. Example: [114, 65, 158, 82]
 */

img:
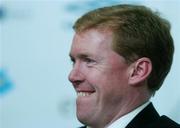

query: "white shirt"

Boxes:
[87, 101, 150, 128]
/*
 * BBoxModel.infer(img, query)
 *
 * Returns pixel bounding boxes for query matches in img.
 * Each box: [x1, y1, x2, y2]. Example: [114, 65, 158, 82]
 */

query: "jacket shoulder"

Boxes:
[153, 115, 180, 128]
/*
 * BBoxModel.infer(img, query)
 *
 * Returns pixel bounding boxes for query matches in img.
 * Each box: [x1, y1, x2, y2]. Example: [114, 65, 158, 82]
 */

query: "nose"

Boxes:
[68, 64, 84, 86]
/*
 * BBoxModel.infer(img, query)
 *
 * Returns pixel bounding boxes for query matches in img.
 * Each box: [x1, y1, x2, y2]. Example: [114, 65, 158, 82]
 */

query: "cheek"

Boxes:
[83, 62, 129, 97]
[85, 68, 123, 97]
[84, 68, 106, 84]
[98, 69, 129, 98]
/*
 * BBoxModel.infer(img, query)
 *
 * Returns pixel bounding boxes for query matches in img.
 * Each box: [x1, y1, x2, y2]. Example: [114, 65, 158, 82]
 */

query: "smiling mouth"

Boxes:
[77, 92, 95, 97]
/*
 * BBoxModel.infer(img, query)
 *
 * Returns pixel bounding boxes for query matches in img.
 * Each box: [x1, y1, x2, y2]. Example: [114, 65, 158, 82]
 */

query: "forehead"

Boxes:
[70, 29, 113, 55]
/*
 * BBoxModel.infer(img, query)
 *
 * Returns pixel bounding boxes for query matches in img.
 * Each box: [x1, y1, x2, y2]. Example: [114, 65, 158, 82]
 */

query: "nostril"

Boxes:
[73, 80, 83, 86]
[69, 76, 84, 88]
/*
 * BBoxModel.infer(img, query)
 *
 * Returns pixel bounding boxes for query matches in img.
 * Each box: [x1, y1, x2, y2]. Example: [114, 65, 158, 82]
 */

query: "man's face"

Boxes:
[69, 29, 131, 127]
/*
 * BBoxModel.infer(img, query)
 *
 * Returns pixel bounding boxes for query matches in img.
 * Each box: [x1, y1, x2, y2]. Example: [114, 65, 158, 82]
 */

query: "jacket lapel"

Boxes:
[126, 103, 160, 128]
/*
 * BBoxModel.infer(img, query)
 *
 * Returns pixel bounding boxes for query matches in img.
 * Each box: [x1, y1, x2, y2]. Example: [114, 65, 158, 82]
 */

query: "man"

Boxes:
[68, 4, 180, 128]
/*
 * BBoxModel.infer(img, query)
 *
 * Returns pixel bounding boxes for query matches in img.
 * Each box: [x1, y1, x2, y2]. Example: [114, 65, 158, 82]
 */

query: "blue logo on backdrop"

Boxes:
[0, 69, 13, 95]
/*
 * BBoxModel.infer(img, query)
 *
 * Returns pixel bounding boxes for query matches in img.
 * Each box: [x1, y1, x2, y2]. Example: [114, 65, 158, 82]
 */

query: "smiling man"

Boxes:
[68, 4, 180, 128]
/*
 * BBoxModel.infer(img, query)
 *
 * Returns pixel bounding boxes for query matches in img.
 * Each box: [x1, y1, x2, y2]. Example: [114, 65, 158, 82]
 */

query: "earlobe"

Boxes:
[128, 58, 152, 86]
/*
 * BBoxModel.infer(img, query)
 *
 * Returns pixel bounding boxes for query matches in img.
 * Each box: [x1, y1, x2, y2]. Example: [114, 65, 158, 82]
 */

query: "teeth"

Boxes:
[77, 92, 91, 97]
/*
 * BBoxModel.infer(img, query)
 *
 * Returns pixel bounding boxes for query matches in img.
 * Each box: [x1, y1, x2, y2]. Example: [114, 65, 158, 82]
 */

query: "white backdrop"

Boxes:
[0, 0, 180, 128]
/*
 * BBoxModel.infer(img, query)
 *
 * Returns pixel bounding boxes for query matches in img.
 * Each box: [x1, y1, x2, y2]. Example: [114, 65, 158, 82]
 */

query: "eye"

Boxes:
[83, 58, 96, 66]
[84, 58, 94, 63]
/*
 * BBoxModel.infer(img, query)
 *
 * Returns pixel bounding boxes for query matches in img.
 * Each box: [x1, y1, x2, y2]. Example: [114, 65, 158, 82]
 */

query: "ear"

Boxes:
[128, 57, 152, 86]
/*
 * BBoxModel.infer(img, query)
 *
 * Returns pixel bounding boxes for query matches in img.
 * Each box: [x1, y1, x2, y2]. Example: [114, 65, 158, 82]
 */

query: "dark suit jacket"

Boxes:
[80, 103, 180, 128]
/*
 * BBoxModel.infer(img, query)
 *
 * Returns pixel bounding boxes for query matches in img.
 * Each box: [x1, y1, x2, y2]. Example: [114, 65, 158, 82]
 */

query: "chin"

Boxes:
[77, 114, 91, 126]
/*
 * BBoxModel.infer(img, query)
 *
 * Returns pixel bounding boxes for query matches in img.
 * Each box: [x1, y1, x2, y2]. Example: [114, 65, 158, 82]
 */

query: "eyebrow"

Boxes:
[69, 53, 92, 60]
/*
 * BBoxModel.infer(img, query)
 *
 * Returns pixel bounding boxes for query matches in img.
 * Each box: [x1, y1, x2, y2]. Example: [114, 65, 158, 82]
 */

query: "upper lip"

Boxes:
[73, 83, 96, 93]
[76, 88, 95, 93]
